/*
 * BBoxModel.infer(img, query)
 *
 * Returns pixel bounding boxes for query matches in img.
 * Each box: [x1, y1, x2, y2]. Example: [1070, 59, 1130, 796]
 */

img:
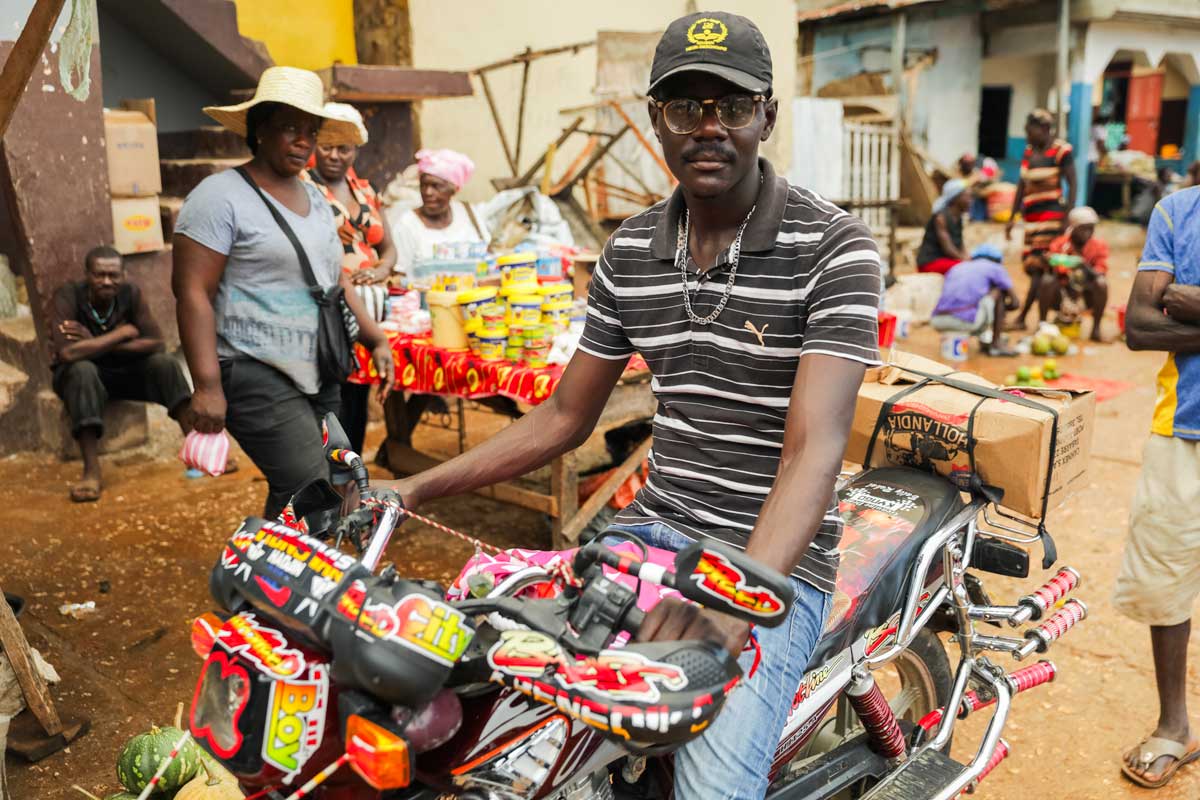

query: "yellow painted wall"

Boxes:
[232, 0, 357, 70]
[408, 1, 797, 202]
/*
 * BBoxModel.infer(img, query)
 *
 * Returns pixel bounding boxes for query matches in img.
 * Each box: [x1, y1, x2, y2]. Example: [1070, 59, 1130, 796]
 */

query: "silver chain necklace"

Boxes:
[676, 202, 757, 325]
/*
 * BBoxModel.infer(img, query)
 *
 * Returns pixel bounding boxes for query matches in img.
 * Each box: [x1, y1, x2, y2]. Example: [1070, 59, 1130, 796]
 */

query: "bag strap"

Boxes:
[236, 167, 320, 292]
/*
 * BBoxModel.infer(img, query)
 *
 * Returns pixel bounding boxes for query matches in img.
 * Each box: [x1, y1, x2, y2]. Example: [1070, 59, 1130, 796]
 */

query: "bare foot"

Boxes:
[70, 476, 101, 503]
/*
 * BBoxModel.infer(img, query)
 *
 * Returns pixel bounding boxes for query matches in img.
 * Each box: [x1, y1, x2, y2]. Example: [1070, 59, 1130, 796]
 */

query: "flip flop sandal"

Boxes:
[1122, 736, 1200, 789]
[70, 479, 101, 503]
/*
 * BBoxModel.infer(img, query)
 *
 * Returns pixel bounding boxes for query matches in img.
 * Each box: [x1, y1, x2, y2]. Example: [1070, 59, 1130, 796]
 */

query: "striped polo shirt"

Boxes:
[580, 159, 883, 594]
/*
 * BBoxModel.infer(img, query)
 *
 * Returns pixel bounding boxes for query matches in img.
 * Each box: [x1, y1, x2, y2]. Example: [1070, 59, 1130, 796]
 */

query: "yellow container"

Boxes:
[541, 299, 572, 329]
[509, 295, 543, 326]
[478, 325, 508, 361]
[426, 289, 469, 350]
[507, 325, 525, 349]
[436, 273, 475, 293]
[505, 345, 523, 361]
[480, 302, 507, 326]
[463, 316, 482, 335]
[499, 253, 539, 290]
[537, 282, 573, 301]
[457, 286, 498, 326]
[500, 282, 540, 300]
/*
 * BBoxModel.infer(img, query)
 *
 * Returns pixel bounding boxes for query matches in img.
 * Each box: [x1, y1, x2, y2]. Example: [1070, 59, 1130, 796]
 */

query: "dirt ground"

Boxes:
[5, 221, 1197, 799]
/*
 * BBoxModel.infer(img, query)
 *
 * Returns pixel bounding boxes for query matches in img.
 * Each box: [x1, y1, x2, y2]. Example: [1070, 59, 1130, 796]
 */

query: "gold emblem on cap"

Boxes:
[686, 18, 729, 52]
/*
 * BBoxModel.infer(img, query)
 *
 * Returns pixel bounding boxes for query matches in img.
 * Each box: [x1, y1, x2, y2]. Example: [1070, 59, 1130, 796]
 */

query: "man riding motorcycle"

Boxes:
[379, 12, 882, 799]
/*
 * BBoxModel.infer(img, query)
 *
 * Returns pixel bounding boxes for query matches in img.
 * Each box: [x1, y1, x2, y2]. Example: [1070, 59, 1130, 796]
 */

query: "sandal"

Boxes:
[69, 478, 101, 503]
[1122, 735, 1200, 788]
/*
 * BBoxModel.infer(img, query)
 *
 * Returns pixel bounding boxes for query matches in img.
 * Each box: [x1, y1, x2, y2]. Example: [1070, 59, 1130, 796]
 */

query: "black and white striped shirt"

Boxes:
[581, 159, 882, 594]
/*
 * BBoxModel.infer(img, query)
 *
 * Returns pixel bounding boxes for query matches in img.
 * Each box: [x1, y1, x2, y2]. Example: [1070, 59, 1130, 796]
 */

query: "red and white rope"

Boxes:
[133, 730, 193, 800]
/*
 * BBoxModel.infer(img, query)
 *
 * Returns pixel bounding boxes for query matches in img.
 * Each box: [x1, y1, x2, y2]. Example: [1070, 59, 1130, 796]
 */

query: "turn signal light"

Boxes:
[346, 714, 411, 789]
[190, 613, 223, 659]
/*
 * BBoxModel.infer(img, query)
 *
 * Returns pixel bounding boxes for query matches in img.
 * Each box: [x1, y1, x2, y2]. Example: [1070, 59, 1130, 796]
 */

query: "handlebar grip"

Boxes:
[621, 605, 646, 637]
[1022, 567, 1080, 616]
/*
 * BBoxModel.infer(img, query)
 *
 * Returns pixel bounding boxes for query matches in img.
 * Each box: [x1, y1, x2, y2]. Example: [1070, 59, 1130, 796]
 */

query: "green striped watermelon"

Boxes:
[116, 725, 201, 795]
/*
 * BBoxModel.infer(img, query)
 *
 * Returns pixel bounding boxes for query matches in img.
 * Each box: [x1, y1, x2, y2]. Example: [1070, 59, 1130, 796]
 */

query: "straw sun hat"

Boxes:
[202, 66, 359, 144]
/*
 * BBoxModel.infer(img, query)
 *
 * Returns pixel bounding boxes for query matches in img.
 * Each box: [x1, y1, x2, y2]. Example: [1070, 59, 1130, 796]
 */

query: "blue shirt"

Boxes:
[1140, 187, 1200, 438]
[932, 258, 1014, 323]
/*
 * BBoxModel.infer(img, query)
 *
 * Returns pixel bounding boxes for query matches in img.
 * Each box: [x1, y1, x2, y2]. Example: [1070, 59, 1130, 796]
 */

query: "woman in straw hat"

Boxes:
[172, 66, 394, 519]
[304, 101, 397, 452]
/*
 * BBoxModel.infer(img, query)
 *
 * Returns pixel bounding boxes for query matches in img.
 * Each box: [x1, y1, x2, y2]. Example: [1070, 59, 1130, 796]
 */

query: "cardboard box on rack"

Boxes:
[111, 196, 164, 254]
[845, 352, 1095, 519]
[104, 106, 161, 197]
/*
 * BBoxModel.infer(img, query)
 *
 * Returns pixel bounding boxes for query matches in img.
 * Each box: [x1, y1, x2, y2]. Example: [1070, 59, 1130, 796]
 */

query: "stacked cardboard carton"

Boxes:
[105, 101, 164, 254]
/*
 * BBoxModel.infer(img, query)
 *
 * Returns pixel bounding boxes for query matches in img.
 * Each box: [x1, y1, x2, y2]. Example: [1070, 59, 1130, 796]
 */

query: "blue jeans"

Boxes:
[606, 522, 833, 800]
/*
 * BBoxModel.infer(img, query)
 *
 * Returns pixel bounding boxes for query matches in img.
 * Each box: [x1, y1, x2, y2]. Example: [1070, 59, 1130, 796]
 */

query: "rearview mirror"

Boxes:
[672, 542, 795, 627]
[322, 412, 354, 455]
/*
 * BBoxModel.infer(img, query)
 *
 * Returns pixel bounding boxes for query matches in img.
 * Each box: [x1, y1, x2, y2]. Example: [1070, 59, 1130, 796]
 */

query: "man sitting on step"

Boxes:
[49, 246, 193, 502]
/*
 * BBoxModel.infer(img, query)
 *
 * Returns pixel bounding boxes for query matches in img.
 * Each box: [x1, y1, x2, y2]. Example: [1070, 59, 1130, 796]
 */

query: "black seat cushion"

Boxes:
[805, 468, 965, 669]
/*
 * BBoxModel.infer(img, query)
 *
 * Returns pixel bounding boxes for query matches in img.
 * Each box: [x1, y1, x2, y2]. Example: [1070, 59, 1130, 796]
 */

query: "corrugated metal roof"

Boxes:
[797, 0, 945, 24]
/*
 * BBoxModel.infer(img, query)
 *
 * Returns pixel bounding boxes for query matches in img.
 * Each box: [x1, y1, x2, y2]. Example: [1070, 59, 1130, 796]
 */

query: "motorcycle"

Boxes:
[187, 414, 1087, 799]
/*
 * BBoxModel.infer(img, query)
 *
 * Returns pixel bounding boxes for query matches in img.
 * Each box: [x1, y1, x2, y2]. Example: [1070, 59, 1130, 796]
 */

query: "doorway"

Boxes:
[978, 86, 1012, 160]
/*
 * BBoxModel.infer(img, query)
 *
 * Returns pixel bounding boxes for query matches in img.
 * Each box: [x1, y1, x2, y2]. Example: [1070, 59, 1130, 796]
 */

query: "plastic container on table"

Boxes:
[541, 299, 572, 330]
[522, 324, 552, 368]
[500, 282, 540, 300]
[437, 273, 476, 293]
[536, 252, 564, 280]
[458, 286, 499, 326]
[498, 253, 539, 290]
[507, 325, 526, 350]
[536, 282, 573, 301]
[505, 345, 524, 361]
[480, 302, 507, 327]
[412, 258, 478, 289]
[478, 325, 508, 361]
[509, 295, 544, 326]
[427, 289, 469, 350]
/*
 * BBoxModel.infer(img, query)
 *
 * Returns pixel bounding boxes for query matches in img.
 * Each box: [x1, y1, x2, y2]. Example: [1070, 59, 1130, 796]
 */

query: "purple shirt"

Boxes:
[933, 258, 1014, 322]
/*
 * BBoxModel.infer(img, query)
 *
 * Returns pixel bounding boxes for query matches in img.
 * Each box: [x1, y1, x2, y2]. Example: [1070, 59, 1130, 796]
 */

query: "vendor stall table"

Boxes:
[352, 333, 654, 547]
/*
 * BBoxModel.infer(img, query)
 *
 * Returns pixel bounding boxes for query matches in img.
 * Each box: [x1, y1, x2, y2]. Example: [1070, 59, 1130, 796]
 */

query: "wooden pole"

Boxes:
[516, 116, 583, 186]
[475, 71, 518, 174]
[0, 0, 68, 140]
[607, 101, 675, 184]
[515, 49, 531, 171]
[554, 124, 629, 197]
[560, 438, 651, 546]
[473, 40, 594, 74]
[0, 583, 62, 736]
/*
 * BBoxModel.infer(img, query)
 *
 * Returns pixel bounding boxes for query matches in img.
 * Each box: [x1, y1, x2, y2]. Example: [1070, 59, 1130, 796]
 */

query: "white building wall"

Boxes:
[908, 11, 981, 166]
[408, 1, 798, 202]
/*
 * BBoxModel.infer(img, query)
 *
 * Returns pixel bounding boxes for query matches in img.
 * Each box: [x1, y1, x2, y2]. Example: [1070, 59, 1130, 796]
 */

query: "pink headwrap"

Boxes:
[415, 148, 475, 191]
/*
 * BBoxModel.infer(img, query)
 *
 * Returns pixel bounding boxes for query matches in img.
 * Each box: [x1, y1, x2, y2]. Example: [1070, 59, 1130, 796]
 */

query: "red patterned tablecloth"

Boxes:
[350, 331, 648, 406]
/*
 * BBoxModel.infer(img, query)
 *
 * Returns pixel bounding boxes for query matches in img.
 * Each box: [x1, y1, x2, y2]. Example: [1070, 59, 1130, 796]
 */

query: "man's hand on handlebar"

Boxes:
[637, 597, 751, 659]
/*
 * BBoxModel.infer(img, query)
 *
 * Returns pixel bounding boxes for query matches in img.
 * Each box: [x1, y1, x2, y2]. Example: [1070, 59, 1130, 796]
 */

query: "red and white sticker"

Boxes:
[688, 550, 784, 618]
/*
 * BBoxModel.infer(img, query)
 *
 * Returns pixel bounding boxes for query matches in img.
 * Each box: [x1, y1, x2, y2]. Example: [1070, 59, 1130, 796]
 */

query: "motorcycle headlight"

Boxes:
[452, 715, 569, 798]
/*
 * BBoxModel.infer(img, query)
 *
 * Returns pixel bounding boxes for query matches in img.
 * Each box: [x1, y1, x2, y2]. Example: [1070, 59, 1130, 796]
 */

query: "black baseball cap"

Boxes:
[648, 12, 772, 98]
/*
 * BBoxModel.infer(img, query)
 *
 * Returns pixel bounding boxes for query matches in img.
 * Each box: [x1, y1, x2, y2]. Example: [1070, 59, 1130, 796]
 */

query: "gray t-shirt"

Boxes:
[175, 168, 342, 395]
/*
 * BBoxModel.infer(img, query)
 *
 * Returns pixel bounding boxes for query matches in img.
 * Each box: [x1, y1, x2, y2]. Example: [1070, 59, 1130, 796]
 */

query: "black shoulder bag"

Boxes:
[236, 167, 359, 385]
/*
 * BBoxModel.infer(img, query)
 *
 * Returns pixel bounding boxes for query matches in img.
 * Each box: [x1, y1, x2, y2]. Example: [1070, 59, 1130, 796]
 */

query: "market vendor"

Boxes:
[304, 102, 397, 453]
[1042, 205, 1110, 342]
[1006, 109, 1077, 330]
[392, 148, 490, 277]
[916, 178, 971, 274]
[930, 243, 1019, 357]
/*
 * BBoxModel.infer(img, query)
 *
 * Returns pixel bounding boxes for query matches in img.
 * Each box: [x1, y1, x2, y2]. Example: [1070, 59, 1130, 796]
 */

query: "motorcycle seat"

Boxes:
[805, 467, 966, 670]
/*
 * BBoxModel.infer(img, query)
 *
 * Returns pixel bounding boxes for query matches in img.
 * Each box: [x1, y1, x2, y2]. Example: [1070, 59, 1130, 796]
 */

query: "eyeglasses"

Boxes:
[654, 94, 766, 135]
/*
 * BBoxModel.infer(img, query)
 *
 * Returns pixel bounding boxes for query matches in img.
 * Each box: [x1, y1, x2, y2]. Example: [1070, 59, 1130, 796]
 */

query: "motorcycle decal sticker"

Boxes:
[792, 657, 840, 708]
[556, 651, 687, 703]
[216, 613, 307, 679]
[688, 550, 784, 618]
[261, 664, 329, 782]
[486, 629, 562, 677]
[255, 576, 292, 607]
[487, 630, 688, 703]
[226, 520, 356, 585]
[190, 650, 251, 759]
[337, 582, 473, 666]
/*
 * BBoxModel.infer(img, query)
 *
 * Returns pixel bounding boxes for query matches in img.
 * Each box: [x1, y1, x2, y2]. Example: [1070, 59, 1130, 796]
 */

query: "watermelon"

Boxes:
[116, 725, 201, 795]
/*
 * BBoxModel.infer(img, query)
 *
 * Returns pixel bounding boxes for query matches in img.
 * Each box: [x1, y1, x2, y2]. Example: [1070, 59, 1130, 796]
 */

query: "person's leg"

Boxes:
[1085, 275, 1110, 342]
[1114, 435, 1200, 783]
[674, 580, 831, 799]
[339, 381, 371, 454]
[1014, 258, 1043, 328]
[52, 361, 107, 499]
[221, 360, 332, 519]
[1036, 271, 1062, 323]
[103, 352, 193, 432]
